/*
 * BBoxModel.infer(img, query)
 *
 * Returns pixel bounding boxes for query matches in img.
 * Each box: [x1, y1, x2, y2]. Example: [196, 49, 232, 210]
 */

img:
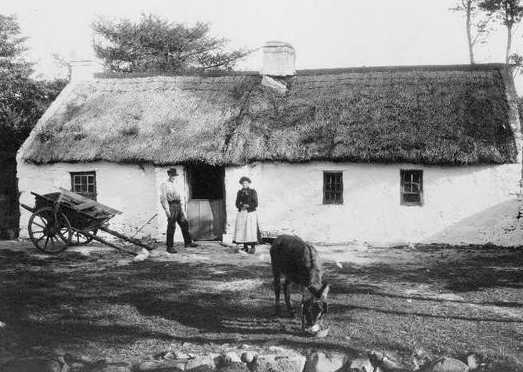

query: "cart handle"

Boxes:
[20, 203, 35, 213]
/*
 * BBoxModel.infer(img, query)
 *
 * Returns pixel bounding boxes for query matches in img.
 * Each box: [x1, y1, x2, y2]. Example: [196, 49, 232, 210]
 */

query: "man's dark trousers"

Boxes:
[166, 201, 192, 248]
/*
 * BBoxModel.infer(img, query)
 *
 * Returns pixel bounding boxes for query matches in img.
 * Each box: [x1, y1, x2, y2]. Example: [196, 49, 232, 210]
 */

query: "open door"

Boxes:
[187, 164, 225, 240]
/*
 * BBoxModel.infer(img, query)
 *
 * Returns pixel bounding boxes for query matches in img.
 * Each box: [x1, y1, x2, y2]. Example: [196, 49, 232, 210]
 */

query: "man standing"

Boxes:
[160, 168, 198, 253]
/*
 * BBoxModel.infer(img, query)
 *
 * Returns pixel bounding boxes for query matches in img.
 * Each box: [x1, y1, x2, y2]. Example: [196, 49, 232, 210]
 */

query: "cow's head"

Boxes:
[302, 283, 329, 332]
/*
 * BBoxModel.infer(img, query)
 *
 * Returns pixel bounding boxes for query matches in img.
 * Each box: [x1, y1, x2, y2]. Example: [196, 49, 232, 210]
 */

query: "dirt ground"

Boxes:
[0, 240, 522, 370]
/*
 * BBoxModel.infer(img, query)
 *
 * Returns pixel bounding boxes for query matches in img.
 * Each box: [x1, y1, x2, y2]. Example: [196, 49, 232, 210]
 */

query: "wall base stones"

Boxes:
[303, 351, 348, 372]
[251, 349, 306, 372]
[0, 344, 486, 372]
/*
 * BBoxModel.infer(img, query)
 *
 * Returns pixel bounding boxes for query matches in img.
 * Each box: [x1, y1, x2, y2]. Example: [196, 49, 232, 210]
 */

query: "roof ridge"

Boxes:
[93, 63, 509, 80]
[296, 63, 509, 75]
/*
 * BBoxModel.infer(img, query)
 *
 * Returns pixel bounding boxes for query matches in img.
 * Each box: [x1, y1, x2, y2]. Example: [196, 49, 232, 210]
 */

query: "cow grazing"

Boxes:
[270, 234, 329, 331]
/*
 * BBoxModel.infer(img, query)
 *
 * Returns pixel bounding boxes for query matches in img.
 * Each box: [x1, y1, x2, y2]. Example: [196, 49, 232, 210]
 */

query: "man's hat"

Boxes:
[239, 176, 252, 184]
[167, 168, 178, 176]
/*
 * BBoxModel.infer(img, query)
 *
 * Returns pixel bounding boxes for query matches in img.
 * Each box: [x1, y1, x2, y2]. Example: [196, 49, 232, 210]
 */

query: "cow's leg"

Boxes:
[272, 274, 281, 317]
[284, 279, 295, 317]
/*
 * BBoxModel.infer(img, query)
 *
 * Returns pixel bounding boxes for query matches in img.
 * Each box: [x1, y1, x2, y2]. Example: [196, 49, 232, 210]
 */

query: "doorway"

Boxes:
[186, 164, 225, 240]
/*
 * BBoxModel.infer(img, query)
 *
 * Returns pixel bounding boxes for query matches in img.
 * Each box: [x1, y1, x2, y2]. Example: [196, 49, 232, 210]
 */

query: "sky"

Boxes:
[1, 0, 517, 83]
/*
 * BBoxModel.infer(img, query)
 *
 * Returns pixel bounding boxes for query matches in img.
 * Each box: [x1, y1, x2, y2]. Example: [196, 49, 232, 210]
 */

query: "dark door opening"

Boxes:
[187, 164, 225, 241]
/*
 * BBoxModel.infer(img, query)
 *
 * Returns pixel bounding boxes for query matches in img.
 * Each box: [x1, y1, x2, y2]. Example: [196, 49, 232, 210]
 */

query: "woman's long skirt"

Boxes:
[233, 210, 258, 244]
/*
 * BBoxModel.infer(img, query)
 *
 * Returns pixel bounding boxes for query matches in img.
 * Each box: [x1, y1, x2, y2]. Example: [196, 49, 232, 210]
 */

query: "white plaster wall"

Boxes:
[17, 161, 159, 240]
[224, 162, 522, 245]
[17, 160, 523, 245]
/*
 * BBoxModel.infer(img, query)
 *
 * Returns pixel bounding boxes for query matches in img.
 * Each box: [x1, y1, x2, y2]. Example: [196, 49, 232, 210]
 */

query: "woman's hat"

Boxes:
[239, 176, 251, 184]
[167, 168, 178, 176]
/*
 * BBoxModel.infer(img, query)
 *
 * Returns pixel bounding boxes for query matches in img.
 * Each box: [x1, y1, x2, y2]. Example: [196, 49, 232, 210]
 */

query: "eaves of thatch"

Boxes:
[18, 64, 521, 166]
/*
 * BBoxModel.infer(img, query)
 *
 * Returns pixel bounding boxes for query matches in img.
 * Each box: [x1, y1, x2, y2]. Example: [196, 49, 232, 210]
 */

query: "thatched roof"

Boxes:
[19, 64, 520, 165]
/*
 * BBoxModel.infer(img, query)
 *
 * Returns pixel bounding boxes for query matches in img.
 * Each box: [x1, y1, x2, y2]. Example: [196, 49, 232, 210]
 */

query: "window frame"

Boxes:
[323, 171, 344, 205]
[70, 171, 97, 200]
[400, 169, 423, 206]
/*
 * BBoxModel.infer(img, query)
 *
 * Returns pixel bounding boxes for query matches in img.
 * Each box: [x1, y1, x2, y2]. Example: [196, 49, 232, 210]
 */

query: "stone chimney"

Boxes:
[70, 60, 102, 82]
[261, 41, 296, 77]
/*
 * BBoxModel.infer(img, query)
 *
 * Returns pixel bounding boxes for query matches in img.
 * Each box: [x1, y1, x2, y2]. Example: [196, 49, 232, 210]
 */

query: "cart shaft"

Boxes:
[99, 226, 155, 251]
[81, 231, 137, 256]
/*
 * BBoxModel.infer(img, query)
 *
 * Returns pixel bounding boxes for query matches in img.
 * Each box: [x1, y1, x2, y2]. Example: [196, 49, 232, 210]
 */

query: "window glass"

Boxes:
[401, 170, 423, 206]
[71, 171, 97, 200]
[323, 172, 343, 204]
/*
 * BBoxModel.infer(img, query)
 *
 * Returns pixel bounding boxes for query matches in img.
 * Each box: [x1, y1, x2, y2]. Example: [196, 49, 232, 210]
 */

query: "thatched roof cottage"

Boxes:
[17, 42, 522, 245]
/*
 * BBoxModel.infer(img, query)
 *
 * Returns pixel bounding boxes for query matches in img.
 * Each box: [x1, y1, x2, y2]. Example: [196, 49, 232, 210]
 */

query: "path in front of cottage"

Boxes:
[0, 240, 521, 370]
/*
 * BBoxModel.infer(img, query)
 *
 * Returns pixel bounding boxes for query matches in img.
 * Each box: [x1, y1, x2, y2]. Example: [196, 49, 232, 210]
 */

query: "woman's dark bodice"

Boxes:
[235, 188, 258, 212]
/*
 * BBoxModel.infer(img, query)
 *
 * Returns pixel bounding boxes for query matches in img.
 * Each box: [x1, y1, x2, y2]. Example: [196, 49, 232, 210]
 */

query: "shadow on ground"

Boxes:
[0, 243, 522, 369]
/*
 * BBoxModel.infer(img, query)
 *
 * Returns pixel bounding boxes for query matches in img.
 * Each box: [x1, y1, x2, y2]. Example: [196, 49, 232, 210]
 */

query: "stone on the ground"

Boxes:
[133, 248, 150, 262]
[466, 354, 480, 370]
[162, 351, 177, 360]
[90, 362, 133, 372]
[137, 359, 186, 371]
[173, 351, 191, 360]
[217, 361, 250, 372]
[349, 356, 382, 372]
[315, 327, 329, 338]
[0, 321, 5, 328]
[240, 351, 256, 364]
[423, 357, 469, 372]
[412, 347, 432, 370]
[368, 350, 405, 371]
[251, 349, 306, 372]
[70, 362, 86, 369]
[303, 351, 348, 372]
[222, 351, 242, 364]
[61, 353, 84, 364]
[267, 346, 286, 353]
[185, 354, 218, 371]
[186, 366, 214, 372]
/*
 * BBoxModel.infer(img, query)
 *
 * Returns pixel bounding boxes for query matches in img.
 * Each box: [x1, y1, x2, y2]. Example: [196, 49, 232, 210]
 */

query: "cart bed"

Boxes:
[32, 188, 121, 232]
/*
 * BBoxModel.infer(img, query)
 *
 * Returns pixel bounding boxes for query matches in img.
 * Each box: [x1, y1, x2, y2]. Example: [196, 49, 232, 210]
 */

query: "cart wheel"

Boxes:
[28, 207, 71, 254]
[69, 229, 97, 246]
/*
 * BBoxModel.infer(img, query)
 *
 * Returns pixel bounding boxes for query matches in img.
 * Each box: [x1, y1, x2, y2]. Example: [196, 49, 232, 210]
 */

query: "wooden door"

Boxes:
[188, 199, 225, 240]
[187, 165, 225, 241]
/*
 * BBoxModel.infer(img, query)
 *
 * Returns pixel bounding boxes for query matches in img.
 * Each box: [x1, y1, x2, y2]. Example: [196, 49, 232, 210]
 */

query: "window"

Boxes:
[71, 171, 97, 200]
[401, 170, 423, 206]
[323, 172, 343, 204]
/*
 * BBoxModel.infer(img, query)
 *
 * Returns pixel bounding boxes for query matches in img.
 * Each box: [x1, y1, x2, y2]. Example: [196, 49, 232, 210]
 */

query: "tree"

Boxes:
[0, 79, 66, 152]
[52, 53, 72, 81]
[0, 14, 66, 152]
[0, 14, 33, 77]
[479, 0, 523, 64]
[451, 0, 492, 64]
[0, 14, 65, 238]
[92, 14, 250, 73]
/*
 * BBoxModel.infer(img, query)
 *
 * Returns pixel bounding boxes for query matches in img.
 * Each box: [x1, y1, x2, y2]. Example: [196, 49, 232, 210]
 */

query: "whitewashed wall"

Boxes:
[17, 161, 159, 240]
[17, 161, 195, 244]
[224, 161, 522, 245]
[18, 160, 523, 245]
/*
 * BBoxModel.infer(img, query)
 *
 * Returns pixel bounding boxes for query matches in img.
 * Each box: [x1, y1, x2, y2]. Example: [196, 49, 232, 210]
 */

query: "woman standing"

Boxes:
[233, 176, 259, 254]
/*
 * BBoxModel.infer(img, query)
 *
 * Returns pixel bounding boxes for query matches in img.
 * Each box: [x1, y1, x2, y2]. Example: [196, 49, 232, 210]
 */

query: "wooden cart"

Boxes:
[21, 189, 153, 254]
